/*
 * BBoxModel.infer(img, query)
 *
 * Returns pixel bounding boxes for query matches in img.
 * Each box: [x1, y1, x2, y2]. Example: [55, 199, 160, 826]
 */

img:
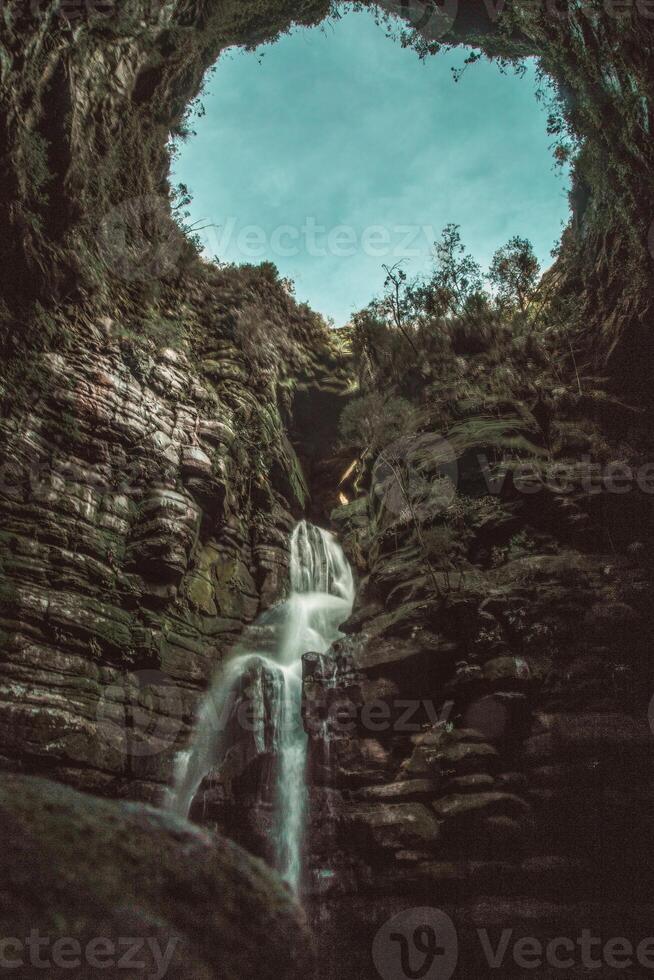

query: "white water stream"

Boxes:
[168, 520, 354, 894]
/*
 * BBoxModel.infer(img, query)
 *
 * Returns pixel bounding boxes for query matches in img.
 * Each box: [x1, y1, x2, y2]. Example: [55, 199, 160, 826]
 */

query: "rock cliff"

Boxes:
[0, 261, 349, 799]
[303, 325, 654, 977]
[1, 2, 654, 979]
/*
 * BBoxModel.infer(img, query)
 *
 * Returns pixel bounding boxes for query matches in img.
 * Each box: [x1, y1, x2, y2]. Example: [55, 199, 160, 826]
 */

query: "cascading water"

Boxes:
[168, 520, 354, 894]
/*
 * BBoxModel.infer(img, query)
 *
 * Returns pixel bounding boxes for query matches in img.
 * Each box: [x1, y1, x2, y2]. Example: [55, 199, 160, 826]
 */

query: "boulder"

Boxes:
[0, 774, 313, 979]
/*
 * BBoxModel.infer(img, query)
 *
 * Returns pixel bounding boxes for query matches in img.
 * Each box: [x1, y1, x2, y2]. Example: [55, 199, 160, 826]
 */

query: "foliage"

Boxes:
[168, 181, 212, 266]
[122, 314, 187, 350]
[339, 391, 417, 453]
[419, 224, 484, 319]
[378, 263, 420, 355]
[534, 68, 579, 170]
[488, 236, 540, 313]
[491, 530, 540, 567]
[446, 293, 502, 356]
[348, 224, 543, 392]
[448, 492, 504, 527]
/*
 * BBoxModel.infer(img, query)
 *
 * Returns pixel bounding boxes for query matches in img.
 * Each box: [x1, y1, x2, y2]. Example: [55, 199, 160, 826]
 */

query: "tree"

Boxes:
[380, 262, 420, 356]
[338, 392, 417, 457]
[488, 236, 541, 313]
[422, 224, 484, 317]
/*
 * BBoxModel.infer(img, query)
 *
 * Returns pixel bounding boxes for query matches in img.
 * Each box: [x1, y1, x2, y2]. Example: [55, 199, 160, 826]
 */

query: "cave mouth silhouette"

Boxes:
[171, 5, 571, 326]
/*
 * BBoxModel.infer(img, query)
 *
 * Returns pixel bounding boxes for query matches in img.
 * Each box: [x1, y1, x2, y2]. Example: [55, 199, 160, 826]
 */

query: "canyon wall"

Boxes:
[0, 260, 349, 799]
[1, 2, 654, 978]
[303, 334, 654, 977]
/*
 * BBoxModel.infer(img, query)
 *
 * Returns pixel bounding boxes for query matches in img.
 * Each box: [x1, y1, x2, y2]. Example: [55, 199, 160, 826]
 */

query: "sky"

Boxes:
[172, 7, 571, 326]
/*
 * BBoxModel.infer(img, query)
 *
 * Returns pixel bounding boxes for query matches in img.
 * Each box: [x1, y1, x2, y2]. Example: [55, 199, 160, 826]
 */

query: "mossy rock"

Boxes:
[0, 774, 313, 979]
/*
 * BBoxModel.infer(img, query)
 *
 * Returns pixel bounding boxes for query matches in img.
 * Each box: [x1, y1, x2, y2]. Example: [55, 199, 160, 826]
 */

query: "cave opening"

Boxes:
[170, 5, 572, 328]
[1, 4, 654, 979]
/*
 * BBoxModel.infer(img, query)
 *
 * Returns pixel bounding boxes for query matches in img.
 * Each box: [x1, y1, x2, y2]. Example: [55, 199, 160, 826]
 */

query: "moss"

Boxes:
[21, 131, 52, 201]
[0, 773, 314, 980]
[121, 313, 187, 350]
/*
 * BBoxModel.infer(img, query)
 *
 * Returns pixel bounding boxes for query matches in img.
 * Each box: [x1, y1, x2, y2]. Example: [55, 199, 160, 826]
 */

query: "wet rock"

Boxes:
[352, 779, 439, 802]
[433, 791, 531, 821]
[341, 803, 441, 852]
[399, 728, 500, 780]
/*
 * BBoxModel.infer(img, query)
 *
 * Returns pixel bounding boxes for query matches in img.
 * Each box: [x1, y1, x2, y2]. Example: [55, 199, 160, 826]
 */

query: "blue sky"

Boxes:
[173, 7, 570, 325]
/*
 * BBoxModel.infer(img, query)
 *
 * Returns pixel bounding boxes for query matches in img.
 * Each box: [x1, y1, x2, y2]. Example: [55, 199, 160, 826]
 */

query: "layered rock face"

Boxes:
[166, 309, 654, 978]
[302, 346, 654, 977]
[0, 263, 350, 800]
[1, 2, 654, 979]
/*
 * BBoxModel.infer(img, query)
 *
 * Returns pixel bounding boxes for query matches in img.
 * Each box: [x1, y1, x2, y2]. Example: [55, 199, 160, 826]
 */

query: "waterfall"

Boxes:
[168, 520, 354, 895]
